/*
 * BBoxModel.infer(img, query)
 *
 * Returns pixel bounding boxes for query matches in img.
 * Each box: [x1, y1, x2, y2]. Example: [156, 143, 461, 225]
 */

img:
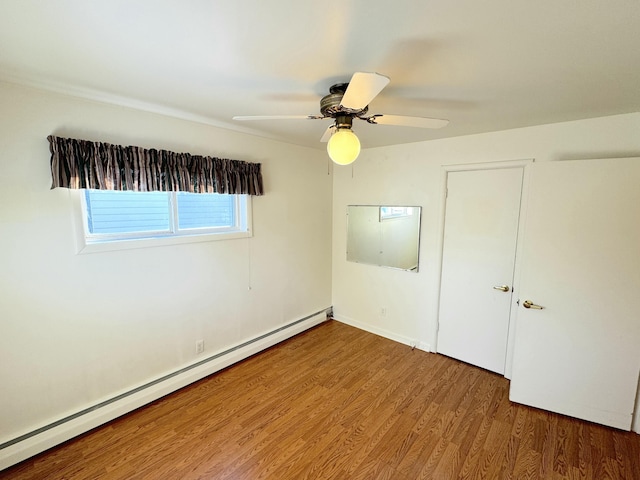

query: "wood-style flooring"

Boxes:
[2, 320, 639, 479]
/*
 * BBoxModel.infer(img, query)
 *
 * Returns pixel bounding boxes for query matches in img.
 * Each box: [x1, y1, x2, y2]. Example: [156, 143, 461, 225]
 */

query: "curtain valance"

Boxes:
[48, 135, 264, 196]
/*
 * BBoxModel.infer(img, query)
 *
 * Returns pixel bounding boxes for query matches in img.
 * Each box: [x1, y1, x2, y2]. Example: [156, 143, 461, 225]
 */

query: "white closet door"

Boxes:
[510, 158, 640, 429]
[438, 167, 523, 374]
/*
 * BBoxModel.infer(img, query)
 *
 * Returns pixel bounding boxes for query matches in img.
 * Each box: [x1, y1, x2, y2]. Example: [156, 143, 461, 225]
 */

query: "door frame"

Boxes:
[433, 158, 534, 378]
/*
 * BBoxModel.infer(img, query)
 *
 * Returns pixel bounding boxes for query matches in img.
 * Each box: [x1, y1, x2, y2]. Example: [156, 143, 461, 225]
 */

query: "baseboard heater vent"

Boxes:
[0, 308, 331, 469]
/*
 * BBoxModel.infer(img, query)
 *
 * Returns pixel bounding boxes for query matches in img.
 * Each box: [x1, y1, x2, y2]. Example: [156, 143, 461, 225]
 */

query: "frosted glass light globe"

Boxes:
[327, 129, 361, 165]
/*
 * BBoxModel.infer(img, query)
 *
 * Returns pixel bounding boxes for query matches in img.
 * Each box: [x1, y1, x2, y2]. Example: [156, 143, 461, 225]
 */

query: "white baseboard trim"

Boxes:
[0, 309, 329, 471]
[333, 314, 431, 353]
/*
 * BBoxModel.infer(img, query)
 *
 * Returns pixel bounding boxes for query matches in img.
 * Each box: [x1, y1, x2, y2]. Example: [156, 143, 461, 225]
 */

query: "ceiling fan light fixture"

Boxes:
[327, 127, 360, 165]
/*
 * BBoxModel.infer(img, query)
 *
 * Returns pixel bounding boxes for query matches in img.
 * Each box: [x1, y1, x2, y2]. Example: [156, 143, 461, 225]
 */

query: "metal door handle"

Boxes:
[493, 285, 510, 292]
[523, 300, 544, 309]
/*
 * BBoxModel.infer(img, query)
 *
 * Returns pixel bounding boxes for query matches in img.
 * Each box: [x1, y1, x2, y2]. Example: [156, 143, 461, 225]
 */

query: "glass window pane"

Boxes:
[176, 192, 235, 229]
[85, 190, 171, 234]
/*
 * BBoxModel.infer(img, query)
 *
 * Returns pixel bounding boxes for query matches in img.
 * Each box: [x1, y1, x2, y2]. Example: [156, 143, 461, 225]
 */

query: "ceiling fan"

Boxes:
[233, 72, 449, 165]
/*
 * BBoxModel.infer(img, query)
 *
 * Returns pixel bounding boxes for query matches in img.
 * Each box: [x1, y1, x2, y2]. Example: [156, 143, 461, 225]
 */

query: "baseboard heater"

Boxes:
[0, 308, 331, 470]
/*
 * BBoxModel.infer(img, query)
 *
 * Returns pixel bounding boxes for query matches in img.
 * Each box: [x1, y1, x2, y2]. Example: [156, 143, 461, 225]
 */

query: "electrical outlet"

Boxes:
[381, 307, 387, 316]
[195, 340, 204, 354]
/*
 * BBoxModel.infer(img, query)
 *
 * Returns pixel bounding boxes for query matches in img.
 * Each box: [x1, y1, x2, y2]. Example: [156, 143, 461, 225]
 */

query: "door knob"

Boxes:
[523, 300, 544, 309]
[493, 285, 510, 292]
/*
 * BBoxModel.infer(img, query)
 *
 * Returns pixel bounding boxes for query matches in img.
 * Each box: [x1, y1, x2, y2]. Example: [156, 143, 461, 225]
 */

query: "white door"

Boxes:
[510, 158, 640, 430]
[437, 167, 524, 374]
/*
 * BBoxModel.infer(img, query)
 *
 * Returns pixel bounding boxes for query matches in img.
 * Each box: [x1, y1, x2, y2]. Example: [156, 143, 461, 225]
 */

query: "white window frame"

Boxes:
[71, 190, 252, 254]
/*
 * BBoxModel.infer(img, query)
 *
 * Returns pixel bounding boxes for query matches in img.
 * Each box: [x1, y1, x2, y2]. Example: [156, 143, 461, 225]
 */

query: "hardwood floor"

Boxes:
[2, 320, 639, 479]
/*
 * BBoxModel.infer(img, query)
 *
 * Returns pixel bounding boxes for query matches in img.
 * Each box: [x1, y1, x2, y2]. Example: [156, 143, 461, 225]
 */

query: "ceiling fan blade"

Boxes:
[366, 114, 449, 129]
[320, 125, 336, 142]
[233, 115, 324, 121]
[340, 72, 390, 110]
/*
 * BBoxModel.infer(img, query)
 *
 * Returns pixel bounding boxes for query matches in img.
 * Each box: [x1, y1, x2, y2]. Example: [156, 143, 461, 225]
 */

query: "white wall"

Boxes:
[0, 82, 332, 451]
[331, 113, 640, 431]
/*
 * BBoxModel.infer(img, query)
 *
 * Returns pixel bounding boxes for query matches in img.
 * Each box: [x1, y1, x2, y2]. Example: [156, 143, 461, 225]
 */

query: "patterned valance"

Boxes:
[48, 135, 264, 195]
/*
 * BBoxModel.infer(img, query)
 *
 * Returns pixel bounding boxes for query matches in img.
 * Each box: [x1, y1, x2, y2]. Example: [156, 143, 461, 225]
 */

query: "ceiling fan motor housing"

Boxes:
[320, 83, 368, 118]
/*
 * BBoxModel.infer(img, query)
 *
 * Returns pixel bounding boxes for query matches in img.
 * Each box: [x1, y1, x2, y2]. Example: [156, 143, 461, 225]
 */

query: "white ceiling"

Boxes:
[1, 0, 639, 150]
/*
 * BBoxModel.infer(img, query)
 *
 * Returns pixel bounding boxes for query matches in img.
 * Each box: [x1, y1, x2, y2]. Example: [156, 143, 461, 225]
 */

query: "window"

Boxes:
[379, 206, 414, 220]
[77, 190, 251, 253]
